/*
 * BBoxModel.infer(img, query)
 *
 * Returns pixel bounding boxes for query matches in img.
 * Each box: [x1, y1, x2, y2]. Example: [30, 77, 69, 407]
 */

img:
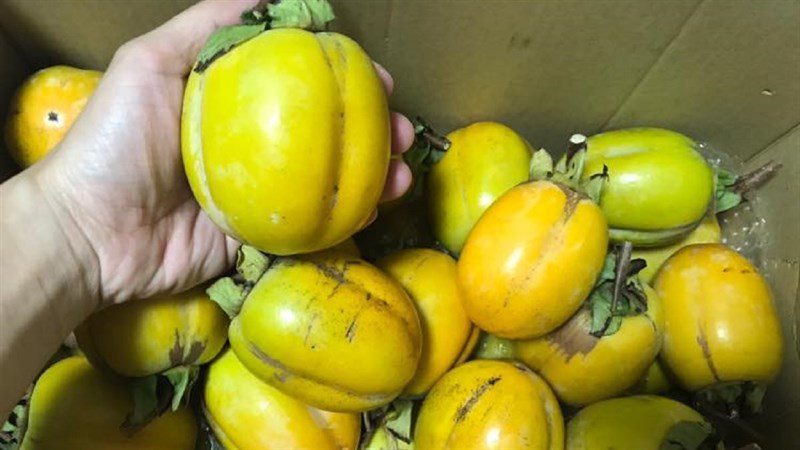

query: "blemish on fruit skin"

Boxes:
[548, 309, 599, 359]
[44, 110, 62, 127]
[696, 330, 720, 382]
[454, 376, 501, 423]
[330, 184, 339, 210]
[185, 341, 206, 365]
[328, 282, 344, 300]
[313, 260, 347, 284]
[304, 313, 319, 346]
[249, 341, 296, 376]
[345, 319, 357, 342]
[561, 188, 582, 222]
[169, 331, 207, 366]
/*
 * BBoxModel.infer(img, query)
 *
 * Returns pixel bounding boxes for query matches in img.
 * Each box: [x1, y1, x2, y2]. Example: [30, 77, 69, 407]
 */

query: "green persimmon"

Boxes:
[566, 396, 719, 450]
[583, 128, 714, 246]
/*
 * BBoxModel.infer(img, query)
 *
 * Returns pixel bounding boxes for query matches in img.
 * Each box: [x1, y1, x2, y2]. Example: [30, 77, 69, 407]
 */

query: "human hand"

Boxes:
[30, 0, 414, 308]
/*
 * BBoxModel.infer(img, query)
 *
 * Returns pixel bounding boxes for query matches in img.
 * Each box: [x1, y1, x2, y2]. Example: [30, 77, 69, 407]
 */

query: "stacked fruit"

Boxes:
[2, 1, 784, 449]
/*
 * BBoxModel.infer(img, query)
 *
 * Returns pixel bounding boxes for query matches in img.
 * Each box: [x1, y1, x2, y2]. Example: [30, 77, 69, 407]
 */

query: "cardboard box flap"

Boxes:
[606, 0, 800, 161]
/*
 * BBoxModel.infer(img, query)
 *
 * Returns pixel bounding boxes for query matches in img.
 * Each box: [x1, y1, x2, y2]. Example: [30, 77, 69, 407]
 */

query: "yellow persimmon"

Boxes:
[631, 359, 672, 395]
[377, 248, 477, 396]
[633, 214, 721, 284]
[204, 349, 360, 450]
[301, 237, 361, 261]
[514, 284, 663, 406]
[415, 359, 564, 450]
[19, 356, 196, 450]
[222, 254, 422, 412]
[458, 181, 608, 339]
[182, 28, 389, 255]
[654, 244, 783, 392]
[427, 122, 532, 254]
[76, 285, 229, 378]
[566, 396, 713, 450]
[5, 65, 101, 167]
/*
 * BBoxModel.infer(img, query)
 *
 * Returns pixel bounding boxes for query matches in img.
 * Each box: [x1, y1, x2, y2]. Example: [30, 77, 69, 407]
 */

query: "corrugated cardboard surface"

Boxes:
[379, 0, 703, 153]
[6, 0, 799, 157]
[0, 33, 27, 180]
[745, 126, 800, 447]
[0, 0, 389, 70]
[605, 0, 800, 161]
[0, 0, 194, 70]
[0, 0, 798, 445]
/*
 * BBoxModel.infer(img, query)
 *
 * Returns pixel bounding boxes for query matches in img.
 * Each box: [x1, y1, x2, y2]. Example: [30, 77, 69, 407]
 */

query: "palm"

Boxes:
[36, 0, 412, 307]
[45, 49, 236, 305]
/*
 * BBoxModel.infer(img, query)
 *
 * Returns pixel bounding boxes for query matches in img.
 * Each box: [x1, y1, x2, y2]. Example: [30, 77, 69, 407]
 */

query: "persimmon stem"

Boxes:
[565, 133, 587, 164]
[610, 241, 633, 316]
[413, 116, 450, 151]
[422, 129, 450, 151]
[731, 160, 782, 196]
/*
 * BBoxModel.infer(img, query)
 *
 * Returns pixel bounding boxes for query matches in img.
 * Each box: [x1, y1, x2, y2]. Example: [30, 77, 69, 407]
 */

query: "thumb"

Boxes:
[125, 0, 259, 75]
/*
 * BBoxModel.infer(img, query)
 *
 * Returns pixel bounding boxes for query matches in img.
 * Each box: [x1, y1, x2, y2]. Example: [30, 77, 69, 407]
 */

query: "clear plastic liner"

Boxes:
[699, 143, 769, 273]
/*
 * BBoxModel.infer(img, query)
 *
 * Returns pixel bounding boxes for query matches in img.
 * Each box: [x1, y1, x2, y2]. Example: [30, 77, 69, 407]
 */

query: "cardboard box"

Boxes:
[0, 0, 797, 446]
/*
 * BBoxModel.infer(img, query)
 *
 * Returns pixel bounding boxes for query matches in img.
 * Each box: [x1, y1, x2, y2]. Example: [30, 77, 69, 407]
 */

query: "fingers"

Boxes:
[126, 0, 259, 75]
[380, 160, 413, 202]
[225, 235, 241, 268]
[373, 62, 394, 96]
[375, 60, 413, 202]
[391, 112, 414, 154]
[376, 61, 413, 155]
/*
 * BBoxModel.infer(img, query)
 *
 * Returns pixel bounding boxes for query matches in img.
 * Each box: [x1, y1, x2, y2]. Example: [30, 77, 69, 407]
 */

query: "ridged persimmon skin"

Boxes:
[229, 257, 422, 412]
[457, 181, 609, 339]
[654, 244, 783, 391]
[415, 359, 564, 450]
[204, 349, 360, 450]
[378, 248, 478, 397]
[182, 28, 390, 255]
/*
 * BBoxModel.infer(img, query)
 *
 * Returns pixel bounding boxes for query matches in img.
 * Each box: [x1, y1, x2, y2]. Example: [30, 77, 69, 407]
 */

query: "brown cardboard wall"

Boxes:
[328, 0, 392, 61]
[745, 126, 800, 448]
[0, 32, 28, 179]
[0, 0, 194, 70]
[0, 0, 798, 445]
[0, 0, 390, 70]
[1, 1, 797, 158]
[606, 0, 800, 161]
[381, 0, 703, 153]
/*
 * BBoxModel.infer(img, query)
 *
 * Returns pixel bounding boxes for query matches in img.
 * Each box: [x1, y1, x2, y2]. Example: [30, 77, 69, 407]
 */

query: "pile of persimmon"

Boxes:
[2, 1, 784, 449]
